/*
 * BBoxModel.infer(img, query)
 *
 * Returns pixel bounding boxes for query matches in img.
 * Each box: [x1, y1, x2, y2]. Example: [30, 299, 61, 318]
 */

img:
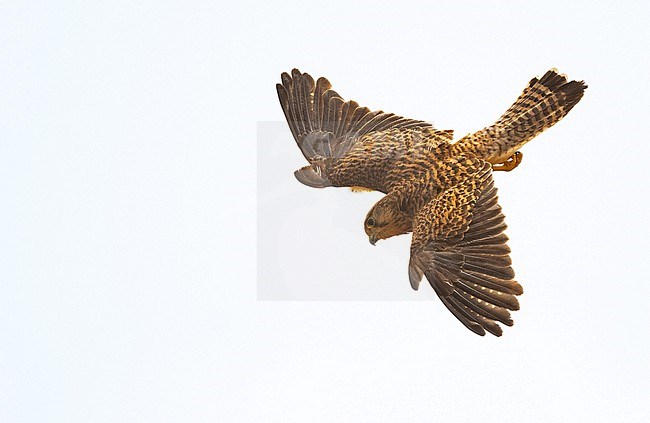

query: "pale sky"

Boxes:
[2, 1, 649, 422]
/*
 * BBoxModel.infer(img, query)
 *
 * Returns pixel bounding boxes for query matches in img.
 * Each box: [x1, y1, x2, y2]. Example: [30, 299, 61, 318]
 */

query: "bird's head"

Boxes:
[364, 195, 412, 245]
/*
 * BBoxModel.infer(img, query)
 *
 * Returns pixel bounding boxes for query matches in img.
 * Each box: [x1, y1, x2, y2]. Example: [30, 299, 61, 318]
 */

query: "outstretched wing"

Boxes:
[409, 162, 523, 336]
[276, 68, 433, 162]
[276, 69, 450, 192]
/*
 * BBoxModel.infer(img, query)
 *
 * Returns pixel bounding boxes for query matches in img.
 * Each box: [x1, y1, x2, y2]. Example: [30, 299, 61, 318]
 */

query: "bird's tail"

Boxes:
[453, 69, 587, 164]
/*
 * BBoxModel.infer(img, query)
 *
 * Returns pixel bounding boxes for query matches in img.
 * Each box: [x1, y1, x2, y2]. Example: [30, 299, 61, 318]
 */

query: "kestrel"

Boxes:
[276, 69, 586, 336]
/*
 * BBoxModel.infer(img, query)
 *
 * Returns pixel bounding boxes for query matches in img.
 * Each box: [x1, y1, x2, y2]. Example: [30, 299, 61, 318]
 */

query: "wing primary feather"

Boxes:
[338, 100, 359, 138]
[281, 72, 292, 90]
[347, 106, 371, 135]
[322, 91, 337, 134]
[465, 252, 512, 267]
[353, 113, 388, 135]
[456, 279, 520, 310]
[463, 232, 509, 247]
[291, 70, 304, 134]
[466, 213, 505, 234]
[462, 222, 508, 243]
[462, 244, 511, 255]
[351, 110, 383, 134]
[364, 113, 398, 133]
[290, 69, 306, 136]
[314, 77, 330, 129]
[463, 261, 514, 280]
[438, 296, 487, 336]
[452, 290, 513, 325]
[301, 73, 315, 133]
[427, 268, 456, 298]
[276, 83, 300, 142]
[444, 296, 495, 336]
[461, 270, 523, 295]
[329, 96, 344, 140]
[335, 101, 351, 138]
[449, 295, 504, 336]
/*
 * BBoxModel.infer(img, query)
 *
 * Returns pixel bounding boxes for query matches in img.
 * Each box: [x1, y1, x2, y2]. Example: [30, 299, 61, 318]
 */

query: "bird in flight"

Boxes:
[276, 69, 586, 336]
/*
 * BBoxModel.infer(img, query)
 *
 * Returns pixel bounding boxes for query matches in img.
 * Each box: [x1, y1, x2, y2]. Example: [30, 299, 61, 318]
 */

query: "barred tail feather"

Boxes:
[453, 69, 587, 164]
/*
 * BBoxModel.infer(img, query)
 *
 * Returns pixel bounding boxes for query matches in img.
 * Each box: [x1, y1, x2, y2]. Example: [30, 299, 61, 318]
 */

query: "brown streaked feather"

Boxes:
[456, 277, 520, 310]
[440, 295, 502, 336]
[453, 289, 513, 326]
[452, 69, 587, 164]
[292, 69, 308, 134]
[461, 270, 523, 296]
[328, 127, 457, 193]
[409, 162, 521, 337]
[323, 92, 341, 135]
[314, 77, 330, 129]
[276, 69, 433, 163]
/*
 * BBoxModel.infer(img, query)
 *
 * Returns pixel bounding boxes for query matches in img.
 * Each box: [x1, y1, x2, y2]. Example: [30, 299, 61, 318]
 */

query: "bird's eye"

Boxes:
[366, 217, 375, 227]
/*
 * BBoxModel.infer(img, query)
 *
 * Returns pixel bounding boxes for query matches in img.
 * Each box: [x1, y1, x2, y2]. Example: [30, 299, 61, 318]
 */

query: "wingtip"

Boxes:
[491, 327, 503, 337]
[408, 257, 423, 290]
[294, 164, 332, 188]
[316, 76, 332, 90]
[280, 72, 292, 88]
[276, 83, 286, 97]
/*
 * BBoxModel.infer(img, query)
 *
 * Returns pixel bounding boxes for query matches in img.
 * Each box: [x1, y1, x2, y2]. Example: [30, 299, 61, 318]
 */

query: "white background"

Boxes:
[2, 1, 649, 422]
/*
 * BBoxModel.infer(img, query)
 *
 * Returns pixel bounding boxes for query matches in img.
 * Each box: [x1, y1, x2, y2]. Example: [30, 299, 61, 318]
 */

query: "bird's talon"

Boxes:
[493, 151, 523, 172]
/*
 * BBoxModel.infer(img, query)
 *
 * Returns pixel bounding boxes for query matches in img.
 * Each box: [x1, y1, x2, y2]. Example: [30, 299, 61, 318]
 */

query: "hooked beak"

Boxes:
[369, 235, 377, 246]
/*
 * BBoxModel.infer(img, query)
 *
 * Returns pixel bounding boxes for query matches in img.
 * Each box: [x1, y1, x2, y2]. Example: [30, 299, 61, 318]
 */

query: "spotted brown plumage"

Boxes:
[451, 69, 587, 164]
[276, 68, 587, 336]
[408, 162, 522, 336]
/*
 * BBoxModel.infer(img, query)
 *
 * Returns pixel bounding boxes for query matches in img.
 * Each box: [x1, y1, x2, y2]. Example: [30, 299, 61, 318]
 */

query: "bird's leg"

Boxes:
[492, 151, 523, 172]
